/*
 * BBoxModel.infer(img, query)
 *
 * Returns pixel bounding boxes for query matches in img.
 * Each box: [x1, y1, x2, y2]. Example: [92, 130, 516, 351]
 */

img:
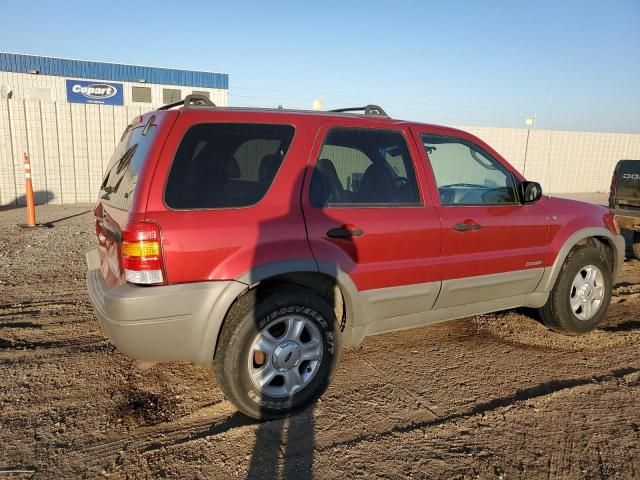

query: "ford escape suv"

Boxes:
[87, 95, 625, 419]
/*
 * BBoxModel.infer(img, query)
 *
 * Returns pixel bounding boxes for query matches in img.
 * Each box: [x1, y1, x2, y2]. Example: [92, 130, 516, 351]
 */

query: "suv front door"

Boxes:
[302, 124, 442, 327]
[413, 128, 549, 309]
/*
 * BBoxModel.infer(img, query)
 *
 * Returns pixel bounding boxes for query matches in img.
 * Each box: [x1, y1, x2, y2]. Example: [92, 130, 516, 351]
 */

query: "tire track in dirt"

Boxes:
[0, 336, 109, 353]
[0, 296, 93, 332]
[0, 322, 43, 329]
[77, 401, 238, 468]
[0, 299, 82, 310]
[82, 365, 640, 470]
[315, 366, 640, 452]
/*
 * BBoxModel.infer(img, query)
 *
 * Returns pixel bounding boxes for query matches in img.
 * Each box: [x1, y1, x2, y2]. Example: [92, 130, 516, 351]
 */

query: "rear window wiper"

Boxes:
[100, 185, 115, 200]
[100, 176, 124, 200]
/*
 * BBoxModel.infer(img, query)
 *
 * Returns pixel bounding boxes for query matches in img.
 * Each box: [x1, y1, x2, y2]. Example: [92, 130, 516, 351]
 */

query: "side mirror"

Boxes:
[521, 181, 543, 203]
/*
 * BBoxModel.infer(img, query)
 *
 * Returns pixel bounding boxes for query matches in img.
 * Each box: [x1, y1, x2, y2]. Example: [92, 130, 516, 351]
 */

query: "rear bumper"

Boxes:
[611, 206, 640, 231]
[85, 248, 247, 364]
[616, 215, 640, 231]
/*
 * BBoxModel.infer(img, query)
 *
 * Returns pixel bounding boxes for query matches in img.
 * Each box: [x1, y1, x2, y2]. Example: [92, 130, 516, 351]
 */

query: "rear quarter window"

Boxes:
[99, 117, 157, 210]
[164, 123, 295, 209]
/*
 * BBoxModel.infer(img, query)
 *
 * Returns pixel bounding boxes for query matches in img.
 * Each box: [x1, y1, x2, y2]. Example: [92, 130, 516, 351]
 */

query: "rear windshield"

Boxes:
[99, 117, 157, 210]
[165, 123, 295, 209]
[616, 160, 640, 205]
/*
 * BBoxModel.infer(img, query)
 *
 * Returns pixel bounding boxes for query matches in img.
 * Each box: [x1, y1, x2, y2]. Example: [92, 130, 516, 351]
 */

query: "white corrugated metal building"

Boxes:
[0, 52, 228, 107]
[0, 52, 229, 206]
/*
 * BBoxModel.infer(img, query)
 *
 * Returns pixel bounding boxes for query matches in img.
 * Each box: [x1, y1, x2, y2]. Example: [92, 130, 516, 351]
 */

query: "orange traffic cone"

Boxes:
[18, 153, 52, 229]
[23, 153, 36, 227]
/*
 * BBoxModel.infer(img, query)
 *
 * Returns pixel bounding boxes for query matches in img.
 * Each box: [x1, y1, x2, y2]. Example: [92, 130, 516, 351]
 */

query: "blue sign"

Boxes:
[66, 79, 124, 105]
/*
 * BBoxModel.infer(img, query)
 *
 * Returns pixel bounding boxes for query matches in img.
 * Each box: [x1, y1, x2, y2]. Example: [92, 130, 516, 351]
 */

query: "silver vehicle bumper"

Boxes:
[85, 248, 247, 364]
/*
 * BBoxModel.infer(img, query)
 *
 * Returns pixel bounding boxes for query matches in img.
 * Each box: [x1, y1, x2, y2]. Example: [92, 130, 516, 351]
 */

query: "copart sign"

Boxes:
[66, 79, 124, 105]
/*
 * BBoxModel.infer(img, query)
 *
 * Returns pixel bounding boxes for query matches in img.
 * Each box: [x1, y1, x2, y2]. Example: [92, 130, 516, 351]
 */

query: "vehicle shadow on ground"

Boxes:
[246, 408, 316, 480]
[600, 320, 640, 332]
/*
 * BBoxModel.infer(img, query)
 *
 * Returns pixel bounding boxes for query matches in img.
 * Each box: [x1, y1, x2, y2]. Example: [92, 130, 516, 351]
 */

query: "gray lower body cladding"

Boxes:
[85, 248, 247, 364]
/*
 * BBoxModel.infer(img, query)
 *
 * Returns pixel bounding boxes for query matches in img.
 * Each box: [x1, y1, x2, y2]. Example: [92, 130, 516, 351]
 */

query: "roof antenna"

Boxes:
[546, 82, 553, 198]
[522, 113, 536, 176]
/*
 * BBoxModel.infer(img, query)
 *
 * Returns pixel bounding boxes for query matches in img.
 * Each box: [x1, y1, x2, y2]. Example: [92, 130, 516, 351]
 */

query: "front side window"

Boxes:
[422, 134, 518, 206]
[310, 128, 420, 207]
[165, 123, 294, 209]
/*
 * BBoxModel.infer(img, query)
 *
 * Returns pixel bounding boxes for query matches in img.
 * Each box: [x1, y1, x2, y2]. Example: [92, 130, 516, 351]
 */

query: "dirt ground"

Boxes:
[0, 204, 638, 480]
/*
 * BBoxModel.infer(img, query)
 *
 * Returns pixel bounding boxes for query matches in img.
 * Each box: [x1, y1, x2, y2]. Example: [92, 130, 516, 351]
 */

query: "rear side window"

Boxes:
[309, 128, 420, 207]
[99, 117, 157, 210]
[165, 123, 295, 209]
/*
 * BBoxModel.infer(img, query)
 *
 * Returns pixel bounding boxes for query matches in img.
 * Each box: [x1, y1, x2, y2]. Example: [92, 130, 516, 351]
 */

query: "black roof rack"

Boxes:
[157, 94, 216, 111]
[329, 105, 388, 117]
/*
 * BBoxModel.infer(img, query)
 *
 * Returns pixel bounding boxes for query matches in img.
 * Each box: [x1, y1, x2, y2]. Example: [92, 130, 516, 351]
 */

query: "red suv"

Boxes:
[87, 95, 625, 419]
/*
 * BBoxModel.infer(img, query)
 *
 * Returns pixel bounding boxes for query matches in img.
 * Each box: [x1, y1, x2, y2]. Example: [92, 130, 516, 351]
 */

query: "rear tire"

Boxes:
[633, 232, 640, 260]
[538, 245, 612, 335]
[214, 286, 341, 420]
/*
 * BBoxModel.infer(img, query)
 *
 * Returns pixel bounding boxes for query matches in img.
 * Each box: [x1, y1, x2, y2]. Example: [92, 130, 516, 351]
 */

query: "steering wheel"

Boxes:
[481, 187, 514, 204]
[438, 187, 456, 204]
[441, 183, 484, 189]
[393, 176, 410, 201]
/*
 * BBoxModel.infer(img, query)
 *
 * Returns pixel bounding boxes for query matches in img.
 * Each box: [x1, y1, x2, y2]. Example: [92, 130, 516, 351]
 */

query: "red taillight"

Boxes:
[121, 221, 165, 285]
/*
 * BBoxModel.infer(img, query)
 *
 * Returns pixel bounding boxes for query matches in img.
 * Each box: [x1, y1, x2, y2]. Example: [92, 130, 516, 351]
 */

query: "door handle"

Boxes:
[327, 224, 364, 239]
[453, 222, 482, 232]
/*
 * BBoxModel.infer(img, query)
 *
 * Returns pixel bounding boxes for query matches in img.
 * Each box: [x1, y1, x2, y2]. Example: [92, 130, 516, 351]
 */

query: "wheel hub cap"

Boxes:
[570, 264, 605, 321]
[272, 340, 301, 371]
[248, 315, 324, 398]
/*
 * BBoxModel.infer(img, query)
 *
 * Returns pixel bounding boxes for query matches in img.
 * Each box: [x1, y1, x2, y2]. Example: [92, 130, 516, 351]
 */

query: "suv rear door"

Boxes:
[412, 127, 549, 308]
[302, 123, 442, 325]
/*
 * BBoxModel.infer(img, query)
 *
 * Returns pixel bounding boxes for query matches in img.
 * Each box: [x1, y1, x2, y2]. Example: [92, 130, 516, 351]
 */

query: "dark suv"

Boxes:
[87, 95, 625, 419]
[609, 159, 640, 259]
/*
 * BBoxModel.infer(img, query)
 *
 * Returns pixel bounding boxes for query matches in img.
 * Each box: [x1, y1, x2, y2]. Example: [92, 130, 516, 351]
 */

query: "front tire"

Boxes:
[214, 286, 341, 420]
[538, 245, 612, 335]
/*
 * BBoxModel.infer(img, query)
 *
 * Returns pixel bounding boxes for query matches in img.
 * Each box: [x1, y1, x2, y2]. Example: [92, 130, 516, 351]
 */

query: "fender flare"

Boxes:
[236, 258, 318, 286]
[536, 227, 624, 292]
[235, 259, 365, 347]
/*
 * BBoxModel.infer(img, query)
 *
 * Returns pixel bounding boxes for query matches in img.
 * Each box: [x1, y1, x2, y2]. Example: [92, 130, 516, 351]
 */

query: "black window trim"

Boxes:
[312, 125, 424, 209]
[162, 121, 297, 212]
[421, 133, 522, 207]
